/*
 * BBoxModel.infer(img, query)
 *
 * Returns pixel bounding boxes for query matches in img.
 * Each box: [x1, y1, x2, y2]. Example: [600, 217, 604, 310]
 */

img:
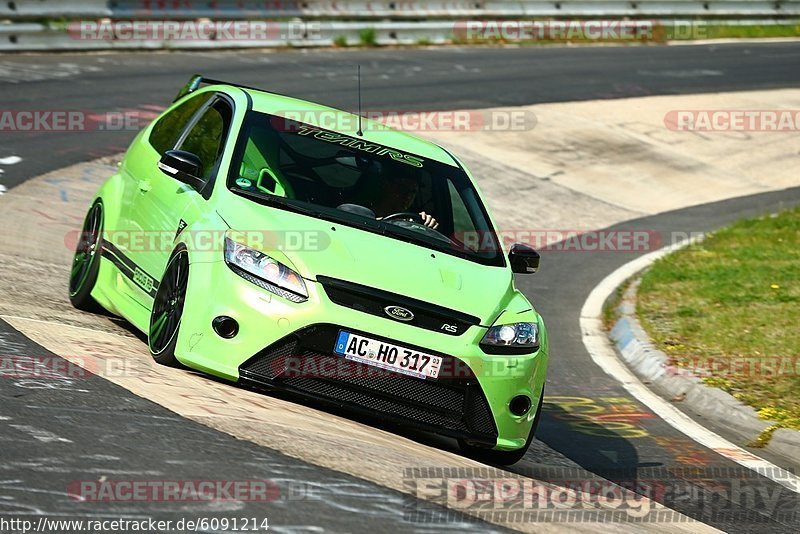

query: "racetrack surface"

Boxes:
[1, 44, 799, 532]
[2, 42, 800, 187]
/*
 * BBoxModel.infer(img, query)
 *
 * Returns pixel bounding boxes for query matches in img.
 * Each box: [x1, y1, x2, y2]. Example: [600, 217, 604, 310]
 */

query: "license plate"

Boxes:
[333, 331, 442, 379]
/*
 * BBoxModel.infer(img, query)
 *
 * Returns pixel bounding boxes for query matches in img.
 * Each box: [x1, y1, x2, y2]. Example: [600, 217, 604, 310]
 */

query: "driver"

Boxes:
[359, 165, 439, 229]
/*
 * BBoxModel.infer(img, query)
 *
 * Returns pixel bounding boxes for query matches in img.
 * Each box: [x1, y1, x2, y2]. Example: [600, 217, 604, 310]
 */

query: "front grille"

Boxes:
[317, 276, 480, 336]
[239, 324, 497, 443]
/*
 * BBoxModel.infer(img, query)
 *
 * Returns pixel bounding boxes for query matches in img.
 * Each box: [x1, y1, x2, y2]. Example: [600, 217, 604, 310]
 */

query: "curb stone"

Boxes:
[608, 277, 800, 465]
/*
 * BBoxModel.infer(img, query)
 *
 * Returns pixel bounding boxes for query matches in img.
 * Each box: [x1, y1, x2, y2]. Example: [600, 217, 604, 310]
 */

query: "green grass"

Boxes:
[637, 207, 800, 433]
[602, 280, 628, 329]
[687, 23, 800, 40]
[358, 28, 378, 47]
[332, 35, 348, 48]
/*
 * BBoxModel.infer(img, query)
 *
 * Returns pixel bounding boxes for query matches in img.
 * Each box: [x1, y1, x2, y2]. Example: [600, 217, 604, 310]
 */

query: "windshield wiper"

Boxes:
[231, 187, 322, 218]
[231, 187, 386, 232]
[378, 223, 471, 259]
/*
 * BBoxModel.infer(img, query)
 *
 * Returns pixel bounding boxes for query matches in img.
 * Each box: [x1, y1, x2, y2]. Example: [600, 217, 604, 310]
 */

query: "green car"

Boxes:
[69, 75, 548, 464]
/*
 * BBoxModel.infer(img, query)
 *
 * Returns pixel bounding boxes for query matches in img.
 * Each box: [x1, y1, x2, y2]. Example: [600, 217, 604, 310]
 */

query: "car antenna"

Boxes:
[356, 65, 364, 137]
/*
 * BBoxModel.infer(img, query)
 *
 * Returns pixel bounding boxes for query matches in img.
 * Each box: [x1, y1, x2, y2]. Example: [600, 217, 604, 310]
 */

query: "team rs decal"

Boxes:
[133, 267, 155, 293]
[294, 125, 424, 168]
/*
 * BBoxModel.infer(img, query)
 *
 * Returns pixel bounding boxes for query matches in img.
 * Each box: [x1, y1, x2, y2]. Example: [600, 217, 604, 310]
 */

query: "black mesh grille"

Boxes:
[239, 324, 497, 442]
[292, 351, 464, 411]
[243, 338, 298, 379]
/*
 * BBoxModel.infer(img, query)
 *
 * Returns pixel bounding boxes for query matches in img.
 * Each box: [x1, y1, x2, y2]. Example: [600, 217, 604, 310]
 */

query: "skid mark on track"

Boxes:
[0, 62, 102, 84]
[8, 425, 72, 444]
[0, 154, 22, 195]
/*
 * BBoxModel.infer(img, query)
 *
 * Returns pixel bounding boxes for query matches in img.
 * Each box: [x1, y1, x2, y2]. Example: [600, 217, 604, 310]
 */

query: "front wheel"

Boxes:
[69, 201, 103, 312]
[459, 391, 544, 466]
[148, 247, 189, 366]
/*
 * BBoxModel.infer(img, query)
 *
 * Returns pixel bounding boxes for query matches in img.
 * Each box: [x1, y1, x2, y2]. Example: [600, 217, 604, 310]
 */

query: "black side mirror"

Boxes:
[509, 243, 540, 274]
[158, 150, 204, 190]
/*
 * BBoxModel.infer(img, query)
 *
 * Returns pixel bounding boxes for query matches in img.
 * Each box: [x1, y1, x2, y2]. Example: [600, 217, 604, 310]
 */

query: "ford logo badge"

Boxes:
[384, 305, 414, 322]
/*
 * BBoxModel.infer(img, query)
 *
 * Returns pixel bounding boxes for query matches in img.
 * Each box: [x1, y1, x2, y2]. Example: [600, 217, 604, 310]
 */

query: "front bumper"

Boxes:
[175, 259, 549, 450]
[239, 324, 498, 446]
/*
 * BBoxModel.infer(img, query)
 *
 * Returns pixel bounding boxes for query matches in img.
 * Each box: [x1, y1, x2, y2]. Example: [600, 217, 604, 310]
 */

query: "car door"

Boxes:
[114, 91, 213, 304]
[132, 94, 234, 295]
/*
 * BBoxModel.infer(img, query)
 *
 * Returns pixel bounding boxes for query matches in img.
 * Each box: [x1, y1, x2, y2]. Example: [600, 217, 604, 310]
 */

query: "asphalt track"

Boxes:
[1, 43, 800, 532]
[2, 42, 800, 186]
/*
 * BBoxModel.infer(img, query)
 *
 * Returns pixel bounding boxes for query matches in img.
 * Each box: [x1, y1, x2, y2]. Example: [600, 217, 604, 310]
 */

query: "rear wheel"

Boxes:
[459, 391, 544, 466]
[69, 201, 103, 311]
[148, 247, 189, 366]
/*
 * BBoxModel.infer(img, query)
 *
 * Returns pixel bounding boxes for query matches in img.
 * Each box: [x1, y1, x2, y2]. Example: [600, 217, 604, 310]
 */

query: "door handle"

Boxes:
[138, 180, 152, 193]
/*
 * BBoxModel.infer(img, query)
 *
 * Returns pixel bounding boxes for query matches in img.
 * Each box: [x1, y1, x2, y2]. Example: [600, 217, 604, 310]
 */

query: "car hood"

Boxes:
[218, 196, 515, 325]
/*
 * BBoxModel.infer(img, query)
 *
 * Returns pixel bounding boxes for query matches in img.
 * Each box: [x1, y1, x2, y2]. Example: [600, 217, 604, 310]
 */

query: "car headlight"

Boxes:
[480, 322, 539, 354]
[224, 235, 308, 302]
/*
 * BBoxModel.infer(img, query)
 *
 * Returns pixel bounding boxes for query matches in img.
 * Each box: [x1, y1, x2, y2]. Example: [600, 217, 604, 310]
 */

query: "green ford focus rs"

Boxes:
[69, 75, 548, 464]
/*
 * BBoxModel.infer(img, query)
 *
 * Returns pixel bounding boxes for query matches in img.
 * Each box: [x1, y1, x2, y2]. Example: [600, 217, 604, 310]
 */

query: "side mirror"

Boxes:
[509, 243, 540, 274]
[158, 150, 204, 190]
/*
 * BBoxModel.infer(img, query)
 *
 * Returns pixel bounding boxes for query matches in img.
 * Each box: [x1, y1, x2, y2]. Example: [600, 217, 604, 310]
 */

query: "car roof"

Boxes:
[216, 85, 460, 168]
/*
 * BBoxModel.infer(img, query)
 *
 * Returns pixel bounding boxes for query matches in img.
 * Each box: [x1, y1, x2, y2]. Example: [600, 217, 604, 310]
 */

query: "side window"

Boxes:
[148, 92, 212, 155]
[177, 99, 232, 181]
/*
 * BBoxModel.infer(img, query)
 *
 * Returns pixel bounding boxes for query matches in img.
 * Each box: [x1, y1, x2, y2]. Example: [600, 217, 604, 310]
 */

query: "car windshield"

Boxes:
[227, 111, 503, 266]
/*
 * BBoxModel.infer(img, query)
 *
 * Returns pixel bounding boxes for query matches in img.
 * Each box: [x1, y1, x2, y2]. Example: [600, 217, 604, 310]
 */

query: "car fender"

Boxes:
[92, 172, 125, 233]
[86, 173, 125, 316]
[175, 208, 230, 266]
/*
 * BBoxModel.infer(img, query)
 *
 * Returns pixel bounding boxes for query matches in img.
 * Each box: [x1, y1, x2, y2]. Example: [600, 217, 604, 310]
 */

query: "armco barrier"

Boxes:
[0, 0, 109, 19]
[1, 19, 798, 52]
[1, 0, 799, 20]
[0, 21, 453, 51]
[298, 0, 800, 18]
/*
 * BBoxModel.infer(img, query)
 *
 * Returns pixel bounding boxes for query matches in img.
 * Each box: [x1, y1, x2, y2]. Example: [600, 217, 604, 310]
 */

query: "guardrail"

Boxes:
[0, 21, 447, 51]
[1, 0, 798, 51]
[1, 0, 799, 19]
[0, 0, 109, 19]
[1, 19, 798, 52]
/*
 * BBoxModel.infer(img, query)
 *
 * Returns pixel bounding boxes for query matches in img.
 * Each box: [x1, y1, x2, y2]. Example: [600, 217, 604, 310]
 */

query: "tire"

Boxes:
[69, 201, 104, 312]
[459, 391, 544, 466]
[148, 247, 189, 367]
